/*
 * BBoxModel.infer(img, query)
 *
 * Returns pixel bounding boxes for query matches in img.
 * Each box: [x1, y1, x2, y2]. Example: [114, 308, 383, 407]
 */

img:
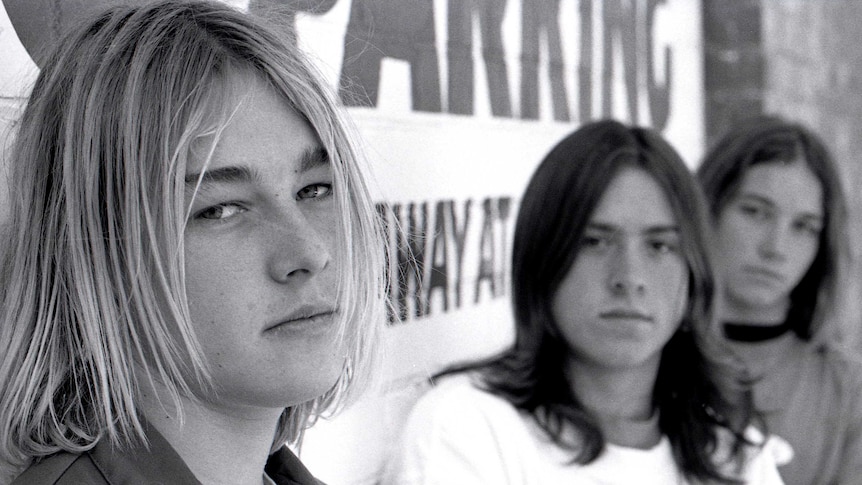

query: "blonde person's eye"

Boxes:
[195, 203, 246, 221]
[297, 183, 333, 200]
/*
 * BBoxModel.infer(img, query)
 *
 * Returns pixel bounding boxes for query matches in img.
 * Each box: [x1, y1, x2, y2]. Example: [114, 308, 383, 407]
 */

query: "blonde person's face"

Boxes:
[183, 75, 344, 410]
[713, 160, 823, 318]
[552, 167, 688, 372]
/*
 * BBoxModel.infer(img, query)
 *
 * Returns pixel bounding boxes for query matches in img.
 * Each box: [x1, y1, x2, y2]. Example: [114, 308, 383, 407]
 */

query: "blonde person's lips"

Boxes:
[264, 304, 338, 335]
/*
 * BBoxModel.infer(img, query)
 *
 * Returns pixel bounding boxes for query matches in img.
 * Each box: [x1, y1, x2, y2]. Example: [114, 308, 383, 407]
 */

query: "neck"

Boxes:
[139, 380, 284, 485]
[723, 331, 798, 377]
[566, 357, 661, 449]
[719, 294, 788, 325]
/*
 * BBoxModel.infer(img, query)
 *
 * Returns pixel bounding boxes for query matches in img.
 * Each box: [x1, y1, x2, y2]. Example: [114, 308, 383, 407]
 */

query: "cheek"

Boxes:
[715, 216, 754, 262]
[670, 272, 690, 323]
[184, 259, 228, 321]
[790, 238, 820, 277]
[550, 267, 588, 329]
[182, 239, 260, 346]
[650, 258, 689, 326]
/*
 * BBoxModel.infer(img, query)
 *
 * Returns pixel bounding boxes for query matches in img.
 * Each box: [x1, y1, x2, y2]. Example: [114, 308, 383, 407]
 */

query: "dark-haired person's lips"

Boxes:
[599, 309, 653, 322]
[264, 305, 338, 334]
[743, 265, 784, 282]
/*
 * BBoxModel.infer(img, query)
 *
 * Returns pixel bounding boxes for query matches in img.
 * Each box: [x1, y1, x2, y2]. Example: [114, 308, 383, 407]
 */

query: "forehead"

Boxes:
[590, 167, 676, 227]
[736, 160, 823, 215]
[186, 72, 319, 178]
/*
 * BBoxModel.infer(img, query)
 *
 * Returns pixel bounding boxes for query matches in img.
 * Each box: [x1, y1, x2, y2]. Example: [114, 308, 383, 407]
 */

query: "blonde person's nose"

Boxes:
[267, 214, 331, 283]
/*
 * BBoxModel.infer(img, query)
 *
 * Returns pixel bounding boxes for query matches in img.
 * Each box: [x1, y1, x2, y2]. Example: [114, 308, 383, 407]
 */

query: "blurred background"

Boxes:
[1, 1, 860, 483]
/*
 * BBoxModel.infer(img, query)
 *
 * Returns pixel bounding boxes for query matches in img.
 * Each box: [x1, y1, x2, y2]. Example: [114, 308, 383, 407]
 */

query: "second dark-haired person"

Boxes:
[383, 120, 788, 485]
[698, 115, 862, 485]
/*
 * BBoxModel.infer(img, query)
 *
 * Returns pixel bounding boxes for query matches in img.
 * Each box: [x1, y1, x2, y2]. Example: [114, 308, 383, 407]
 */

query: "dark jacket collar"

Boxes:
[265, 446, 324, 485]
[88, 423, 322, 485]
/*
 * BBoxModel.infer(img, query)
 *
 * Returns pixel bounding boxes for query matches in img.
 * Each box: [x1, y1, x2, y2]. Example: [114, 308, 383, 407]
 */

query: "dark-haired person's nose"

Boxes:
[267, 213, 331, 284]
[608, 246, 646, 296]
[757, 220, 789, 262]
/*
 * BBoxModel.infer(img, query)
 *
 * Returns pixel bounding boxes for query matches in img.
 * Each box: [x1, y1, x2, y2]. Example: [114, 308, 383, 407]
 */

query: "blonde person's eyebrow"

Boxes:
[184, 147, 329, 186]
[183, 147, 329, 187]
[185, 165, 257, 186]
[299, 146, 330, 172]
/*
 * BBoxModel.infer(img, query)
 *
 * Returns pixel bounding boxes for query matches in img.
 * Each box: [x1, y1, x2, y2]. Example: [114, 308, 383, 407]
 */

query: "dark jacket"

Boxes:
[11, 425, 323, 485]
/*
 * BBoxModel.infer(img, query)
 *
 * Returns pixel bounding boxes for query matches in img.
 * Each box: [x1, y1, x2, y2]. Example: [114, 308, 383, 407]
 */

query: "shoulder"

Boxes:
[409, 374, 523, 431]
[816, 341, 862, 372]
[12, 452, 108, 485]
[807, 341, 862, 394]
[382, 374, 536, 485]
[813, 343, 862, 427]
[407, 373, 542, 454]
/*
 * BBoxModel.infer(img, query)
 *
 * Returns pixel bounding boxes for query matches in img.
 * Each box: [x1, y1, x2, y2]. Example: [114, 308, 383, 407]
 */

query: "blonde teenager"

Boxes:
[0, 2, 386, 484]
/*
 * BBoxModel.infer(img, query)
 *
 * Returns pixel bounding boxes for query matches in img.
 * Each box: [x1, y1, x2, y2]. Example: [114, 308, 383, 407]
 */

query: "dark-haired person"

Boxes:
[383, 120, 788, 484]
[698, 115, 862, 485]
[0, 2, 386, 484]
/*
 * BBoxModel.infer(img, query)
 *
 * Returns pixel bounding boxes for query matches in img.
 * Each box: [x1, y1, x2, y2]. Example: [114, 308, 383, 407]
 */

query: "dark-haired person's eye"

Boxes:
[581, 234, 611, 251]
[739, 203, 770, 221]
[648, 239, 679, 255]
[794, 219, 822, 237]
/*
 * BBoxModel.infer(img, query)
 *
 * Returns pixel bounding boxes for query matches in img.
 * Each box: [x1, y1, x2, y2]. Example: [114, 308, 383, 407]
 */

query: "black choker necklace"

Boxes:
[723, 321, 793, 342]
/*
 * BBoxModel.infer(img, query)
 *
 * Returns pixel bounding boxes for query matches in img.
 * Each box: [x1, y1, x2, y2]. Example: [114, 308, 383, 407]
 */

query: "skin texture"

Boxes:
[135, 72, 347, 485]
[713, 160, 823, 323]
[552, 167, 688, 445]
[182, 73, 344, 412]
[553, 167, 688, 375]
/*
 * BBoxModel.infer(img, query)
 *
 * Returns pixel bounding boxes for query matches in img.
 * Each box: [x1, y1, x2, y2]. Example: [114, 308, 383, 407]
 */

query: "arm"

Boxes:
[834, 356, 862, 484]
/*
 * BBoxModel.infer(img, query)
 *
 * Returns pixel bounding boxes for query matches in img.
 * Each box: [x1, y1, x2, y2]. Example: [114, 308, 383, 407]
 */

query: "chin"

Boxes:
[729, 287, 786, 312]
[240, 381, 340, 410]
[286, 361, 347, 406]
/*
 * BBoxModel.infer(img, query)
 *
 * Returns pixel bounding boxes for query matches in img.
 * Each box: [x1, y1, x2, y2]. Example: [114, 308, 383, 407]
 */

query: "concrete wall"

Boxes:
[702, 0, 763, 148]
[762, 1, 862, 349]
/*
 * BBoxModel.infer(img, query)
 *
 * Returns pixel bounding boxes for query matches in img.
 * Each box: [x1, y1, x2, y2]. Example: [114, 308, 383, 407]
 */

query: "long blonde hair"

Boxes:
[0, 0, 385, 469]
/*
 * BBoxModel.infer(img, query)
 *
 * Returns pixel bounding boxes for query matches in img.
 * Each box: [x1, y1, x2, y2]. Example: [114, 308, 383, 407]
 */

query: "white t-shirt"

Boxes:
[382, 376, 790, 485]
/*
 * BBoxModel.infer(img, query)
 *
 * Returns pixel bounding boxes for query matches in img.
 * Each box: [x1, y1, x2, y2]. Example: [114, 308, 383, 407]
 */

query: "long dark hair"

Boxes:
[697, 115, 846, 339]
[456, 120, 747, 482]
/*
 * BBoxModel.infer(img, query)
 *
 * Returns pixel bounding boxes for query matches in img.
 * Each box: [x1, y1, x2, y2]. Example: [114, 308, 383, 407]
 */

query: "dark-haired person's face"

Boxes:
[552, 167, 688, 373]
[183, 74, 344, 411]
[713, 160, 823, 321]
